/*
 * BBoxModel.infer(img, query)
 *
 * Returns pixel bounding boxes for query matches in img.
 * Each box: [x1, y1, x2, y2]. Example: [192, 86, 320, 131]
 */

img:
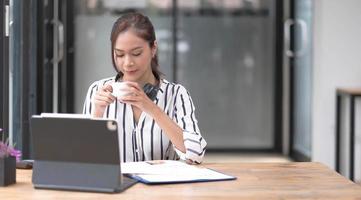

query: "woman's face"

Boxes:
[113, 29, 156, 83]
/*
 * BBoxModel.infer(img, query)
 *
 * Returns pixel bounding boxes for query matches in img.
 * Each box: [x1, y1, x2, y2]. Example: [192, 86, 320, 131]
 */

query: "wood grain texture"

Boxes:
[337, 88, 361, 95]
[1, 162, 361, 200]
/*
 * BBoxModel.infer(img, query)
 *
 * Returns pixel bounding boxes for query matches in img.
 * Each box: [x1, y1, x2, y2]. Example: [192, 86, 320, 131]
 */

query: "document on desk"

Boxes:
[121, 160, 236, 184]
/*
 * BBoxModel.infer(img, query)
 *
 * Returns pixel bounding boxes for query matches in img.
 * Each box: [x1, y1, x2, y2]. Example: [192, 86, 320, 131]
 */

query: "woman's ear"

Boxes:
[113, 50, 117, 60]
[152, 41, 158, 57]
[113, 50, 120, 66]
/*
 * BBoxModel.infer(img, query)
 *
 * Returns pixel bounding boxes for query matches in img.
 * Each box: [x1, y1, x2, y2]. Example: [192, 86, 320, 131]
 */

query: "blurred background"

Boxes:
[1, 0, 361, 183]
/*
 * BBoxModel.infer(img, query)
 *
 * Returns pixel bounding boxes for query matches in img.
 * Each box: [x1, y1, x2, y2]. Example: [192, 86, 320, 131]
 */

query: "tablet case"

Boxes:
[30, 116, 137, 193]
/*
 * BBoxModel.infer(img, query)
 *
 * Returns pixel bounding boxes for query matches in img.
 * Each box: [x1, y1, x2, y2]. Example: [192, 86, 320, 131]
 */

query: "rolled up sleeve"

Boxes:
[173, 85, 207, 164]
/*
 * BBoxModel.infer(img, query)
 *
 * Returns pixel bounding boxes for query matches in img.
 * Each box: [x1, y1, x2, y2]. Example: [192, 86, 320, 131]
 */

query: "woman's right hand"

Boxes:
[92, 84, 116, 117]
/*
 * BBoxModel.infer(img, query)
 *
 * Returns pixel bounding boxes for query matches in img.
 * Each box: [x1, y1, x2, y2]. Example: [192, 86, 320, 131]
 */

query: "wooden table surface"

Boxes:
[337, 87, 361, 95]
[1, 162, 361, 200]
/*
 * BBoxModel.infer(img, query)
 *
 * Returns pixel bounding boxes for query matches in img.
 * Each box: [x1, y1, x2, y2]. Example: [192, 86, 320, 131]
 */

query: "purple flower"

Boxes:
[0, 128, 22, 161]
[0, 141, 22, 161]
[9, 148, 22, 162]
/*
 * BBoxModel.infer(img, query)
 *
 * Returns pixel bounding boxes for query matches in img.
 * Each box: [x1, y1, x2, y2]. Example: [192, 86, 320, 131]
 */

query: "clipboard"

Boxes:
[122, 160, 236, 184]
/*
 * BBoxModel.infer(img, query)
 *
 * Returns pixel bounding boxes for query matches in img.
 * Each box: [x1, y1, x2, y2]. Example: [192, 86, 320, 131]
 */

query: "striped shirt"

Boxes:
[83, 77, 207, 163]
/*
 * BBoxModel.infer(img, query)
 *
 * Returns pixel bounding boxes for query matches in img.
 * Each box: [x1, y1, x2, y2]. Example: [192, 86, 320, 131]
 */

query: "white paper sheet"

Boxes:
[121, 160, 235, 183]
[40, 113, 90, 118]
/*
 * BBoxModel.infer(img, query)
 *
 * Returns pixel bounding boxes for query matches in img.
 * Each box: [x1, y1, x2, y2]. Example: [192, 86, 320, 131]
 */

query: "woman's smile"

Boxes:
[125, 69, 138, 75]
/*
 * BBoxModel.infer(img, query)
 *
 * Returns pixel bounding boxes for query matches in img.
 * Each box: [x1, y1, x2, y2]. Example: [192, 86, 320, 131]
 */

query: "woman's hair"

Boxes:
[110, 12, 162, 81]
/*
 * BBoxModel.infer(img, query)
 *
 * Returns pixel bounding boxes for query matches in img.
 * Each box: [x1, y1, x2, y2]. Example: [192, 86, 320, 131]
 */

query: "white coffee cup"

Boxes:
[111, 82, 130, 98]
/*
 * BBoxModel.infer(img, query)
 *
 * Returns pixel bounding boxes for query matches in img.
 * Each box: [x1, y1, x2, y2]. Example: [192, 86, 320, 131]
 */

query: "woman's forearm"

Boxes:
[149, 106, 186, 153]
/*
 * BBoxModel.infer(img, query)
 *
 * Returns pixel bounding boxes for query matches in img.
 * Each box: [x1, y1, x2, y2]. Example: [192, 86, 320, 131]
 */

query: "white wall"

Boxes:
[312, 0, 361, 174]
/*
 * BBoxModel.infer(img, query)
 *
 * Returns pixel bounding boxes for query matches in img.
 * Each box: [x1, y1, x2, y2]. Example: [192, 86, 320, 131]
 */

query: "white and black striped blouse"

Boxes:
[83, 77, 207, 163]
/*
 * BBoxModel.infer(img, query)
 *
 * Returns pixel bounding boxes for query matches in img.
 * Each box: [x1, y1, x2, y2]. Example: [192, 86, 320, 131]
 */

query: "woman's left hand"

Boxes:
[118, 82, 158, 114]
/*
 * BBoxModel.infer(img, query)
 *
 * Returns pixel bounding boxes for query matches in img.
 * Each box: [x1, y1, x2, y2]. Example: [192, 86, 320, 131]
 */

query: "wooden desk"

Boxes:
[1, 162, 361, 199]
[335, 87, 361, 181]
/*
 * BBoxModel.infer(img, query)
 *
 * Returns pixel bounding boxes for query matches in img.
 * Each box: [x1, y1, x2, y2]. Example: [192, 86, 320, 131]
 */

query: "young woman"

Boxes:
[83, 12, 206, 164]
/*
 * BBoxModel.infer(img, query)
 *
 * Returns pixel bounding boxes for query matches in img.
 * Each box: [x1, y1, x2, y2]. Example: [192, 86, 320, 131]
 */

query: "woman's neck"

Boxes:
[139, 77, 156, 88]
